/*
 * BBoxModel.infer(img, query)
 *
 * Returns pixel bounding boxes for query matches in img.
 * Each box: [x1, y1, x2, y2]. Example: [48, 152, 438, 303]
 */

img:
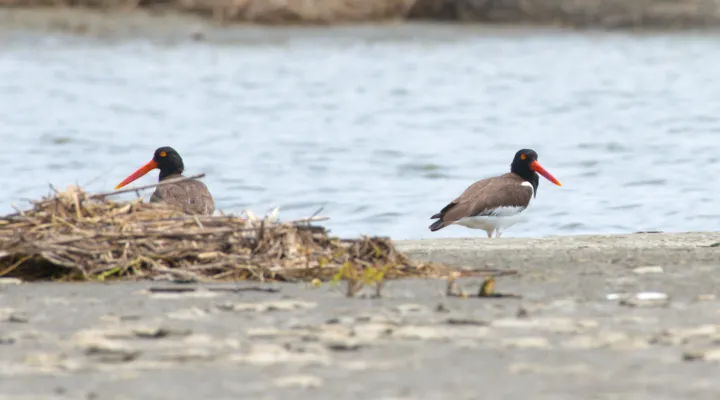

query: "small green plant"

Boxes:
[329, 261, 392, 298]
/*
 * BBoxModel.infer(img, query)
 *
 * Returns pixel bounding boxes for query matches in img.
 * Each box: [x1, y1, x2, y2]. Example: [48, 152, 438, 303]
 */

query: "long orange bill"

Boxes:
[114, 160, 159, 189]
[530, 160, 562, 186]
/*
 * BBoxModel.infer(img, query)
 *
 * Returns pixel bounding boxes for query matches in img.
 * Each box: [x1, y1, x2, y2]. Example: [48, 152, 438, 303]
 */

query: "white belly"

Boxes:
[455, 211, 528, 232]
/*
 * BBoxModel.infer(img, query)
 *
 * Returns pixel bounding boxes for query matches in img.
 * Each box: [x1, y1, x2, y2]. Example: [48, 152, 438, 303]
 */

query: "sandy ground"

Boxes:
[1, 233, 720, 399]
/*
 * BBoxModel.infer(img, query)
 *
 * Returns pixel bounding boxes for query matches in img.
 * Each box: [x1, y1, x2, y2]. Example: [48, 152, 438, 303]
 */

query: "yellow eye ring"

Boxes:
[160, 151, 167, 157]
[520, 154, 527, 160]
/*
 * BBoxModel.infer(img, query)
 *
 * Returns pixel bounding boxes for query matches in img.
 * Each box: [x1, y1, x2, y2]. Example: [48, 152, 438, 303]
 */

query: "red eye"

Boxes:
[520, 154, 527, 160]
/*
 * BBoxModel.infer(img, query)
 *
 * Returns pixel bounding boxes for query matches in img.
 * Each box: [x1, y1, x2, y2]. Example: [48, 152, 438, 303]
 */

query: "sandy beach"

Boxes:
[2, 232, 719, 399]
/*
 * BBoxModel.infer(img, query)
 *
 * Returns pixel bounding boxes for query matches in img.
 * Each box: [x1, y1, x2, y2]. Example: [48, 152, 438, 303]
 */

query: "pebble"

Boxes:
[491, 317, 598, 333]
[352, 323, 394, 340]
[696, 294, 716, 301]
[149, 290, 219, 299]
[183, 334, 242, 350]
[619, 292, 669, 308]
[651, 325, 719, 345]
[393, 304, 427, 314]
[563, 332, 649, 351]
[0, 335, 16, 345]
[0, 278, 22, 285]
[231, 344, 330, 366]
[217, 300, 317, 312]
[324, 338, 363, 352]
[392, 325, 488, 340]
[155, 348, 217, 363]
[83, 341, 141, 363]
[166, 307, 209, 320]
[683, 348, 720, 362]
[274, 374, 323, 389]
[509, 363, 592, 375]
[445, 317, 488, 326]
[501, 337, 551, 349]
[340, 360, 405, 370]
[132, 326, 192, 339]
[0, 308, 27, 323]
[632, 266, 664, 274]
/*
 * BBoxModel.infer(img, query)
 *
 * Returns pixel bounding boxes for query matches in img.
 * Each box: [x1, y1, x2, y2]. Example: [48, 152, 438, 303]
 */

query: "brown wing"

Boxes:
[151, 178, 215, 216]
[429, 173, 532, 231]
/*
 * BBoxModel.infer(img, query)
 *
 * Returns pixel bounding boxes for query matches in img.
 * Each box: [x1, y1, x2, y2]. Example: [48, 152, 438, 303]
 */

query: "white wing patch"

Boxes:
[478, 181, 534, 217]
[480, 205, 526, 217]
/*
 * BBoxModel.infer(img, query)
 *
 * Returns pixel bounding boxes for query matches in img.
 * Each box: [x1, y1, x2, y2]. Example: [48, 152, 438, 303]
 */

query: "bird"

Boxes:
[114, 146, 215, 215]
[429, 149, 561, 238]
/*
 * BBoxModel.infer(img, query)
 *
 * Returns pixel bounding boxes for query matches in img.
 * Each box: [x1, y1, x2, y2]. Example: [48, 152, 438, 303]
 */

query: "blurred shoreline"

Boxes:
[0, 0, 719, 36]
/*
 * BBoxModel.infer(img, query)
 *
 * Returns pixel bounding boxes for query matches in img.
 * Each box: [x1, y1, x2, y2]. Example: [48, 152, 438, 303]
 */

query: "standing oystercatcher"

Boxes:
[429, 149, 561, 238]
[114, 146, 215, 215]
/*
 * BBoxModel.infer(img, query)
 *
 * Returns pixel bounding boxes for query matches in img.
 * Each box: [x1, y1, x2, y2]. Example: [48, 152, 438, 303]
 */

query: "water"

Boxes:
[1, 23, 719, 240]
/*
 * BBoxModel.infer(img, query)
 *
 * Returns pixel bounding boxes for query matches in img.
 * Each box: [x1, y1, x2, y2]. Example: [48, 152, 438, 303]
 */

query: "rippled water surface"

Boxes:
[1, 23, 719, 239]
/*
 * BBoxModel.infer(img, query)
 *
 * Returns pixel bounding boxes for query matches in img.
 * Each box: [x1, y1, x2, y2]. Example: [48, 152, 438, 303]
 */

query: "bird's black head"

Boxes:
[114, 146, 186, 190]
[510, 149, 562, 192]
[153, 146, 184, 180]
[510, 149, 539, 180]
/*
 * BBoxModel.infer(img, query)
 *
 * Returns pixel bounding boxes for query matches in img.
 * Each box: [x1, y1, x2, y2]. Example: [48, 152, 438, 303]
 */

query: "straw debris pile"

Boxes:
[0, 185, 447, 282]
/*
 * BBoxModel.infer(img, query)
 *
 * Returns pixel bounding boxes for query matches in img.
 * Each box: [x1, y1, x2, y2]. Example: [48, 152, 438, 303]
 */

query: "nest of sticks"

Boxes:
[0, 178, 448, 282]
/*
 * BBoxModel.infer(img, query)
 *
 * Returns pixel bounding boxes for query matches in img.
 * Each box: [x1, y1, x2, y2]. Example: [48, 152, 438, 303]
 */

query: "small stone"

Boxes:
[315, 325, 354, 342]
[696, 294, 716, 301]
[352, 323, 393, 340]
[167, 307, 208, 320]
[501, 337, 551, 349]
[509, 363, 591, 375]
[606, 293, 626, 301]
[0, 278, 22, 285]
[491, 317, 598, 333]
[156, 348, 217, 363]
[435, 303, 450, 313]
[325, 316, 355, 325]
[0, 308, 26, 323]
[632, 266, 664, 274]
[516, 307, 529, 318]
[0, 336, 16, 345]
[274, 375, 323, 389]
[149, 289, 219, 299]
[683, 348, 720, 362]
[392, 325, 488, 340]
[393, 304, 427, 314]
[651, 325, 719, 345]
[101, 314, 142, 322]
[340, 360, 404, 370]
[324, 338, 363, 352]
[8, 313, 29, 323]
[563, 332, 649, 351]
[218, 300, 316, 312]
[620, 292, 669, 308]
[247, 328, 285, 339]
[132, 326, 192, 339]
[231, 344, 330, 366]
[445, 318, 488, 326]
[84, 341, 141, 363]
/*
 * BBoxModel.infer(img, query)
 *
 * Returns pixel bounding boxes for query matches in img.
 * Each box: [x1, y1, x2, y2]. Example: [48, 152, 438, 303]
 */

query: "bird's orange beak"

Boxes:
[530, 160, 562, 186]
[114, 160, 158, 189]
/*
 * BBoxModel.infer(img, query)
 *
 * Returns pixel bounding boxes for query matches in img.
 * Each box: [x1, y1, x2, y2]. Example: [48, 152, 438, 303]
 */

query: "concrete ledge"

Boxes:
[395, 232, 720, 270]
